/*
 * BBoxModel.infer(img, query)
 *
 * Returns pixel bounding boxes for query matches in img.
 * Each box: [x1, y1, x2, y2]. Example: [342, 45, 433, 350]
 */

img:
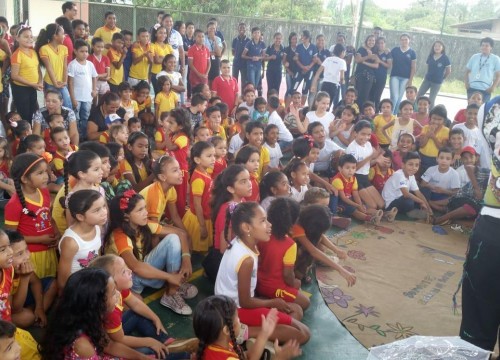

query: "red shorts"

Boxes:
[257, 284, 299, 303]
[237, 307, 292, 327]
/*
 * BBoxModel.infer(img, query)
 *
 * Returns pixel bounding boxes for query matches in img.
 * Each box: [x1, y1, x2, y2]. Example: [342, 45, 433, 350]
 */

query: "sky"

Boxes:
[372, 0, 411, 10]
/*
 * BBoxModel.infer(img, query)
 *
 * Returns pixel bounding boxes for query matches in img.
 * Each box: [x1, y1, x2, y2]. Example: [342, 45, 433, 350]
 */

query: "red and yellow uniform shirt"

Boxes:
[332, 173, 358, 199]
[189, 169, 213, 219]
[105, 222, 162, 261]
[105, 289, 132, 333]
[139, 181, 177, 221]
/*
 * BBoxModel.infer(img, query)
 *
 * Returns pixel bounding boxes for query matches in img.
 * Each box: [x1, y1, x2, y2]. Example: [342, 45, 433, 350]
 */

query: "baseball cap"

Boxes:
[460, 146, 477, 156]
[105, 114, 124, 126]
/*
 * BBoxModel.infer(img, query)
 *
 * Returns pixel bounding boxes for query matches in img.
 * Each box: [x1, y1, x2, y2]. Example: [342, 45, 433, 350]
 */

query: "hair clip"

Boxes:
[9, 119, 18, 128]
[120, 190, 137, 210]
[228, 201, 238, 215]
[22, 208, 29, 215]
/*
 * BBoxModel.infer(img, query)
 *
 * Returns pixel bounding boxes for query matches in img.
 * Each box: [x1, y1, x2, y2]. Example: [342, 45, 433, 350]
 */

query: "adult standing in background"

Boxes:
[61, 1, 77, 22]
[284, 32, 299, 105]
[354, 34, 378, 109]
[373, 26, 383, 40]
[206, 21, 223, 88]
[232, 23, 249, 93]
[417, 40, 451, 108]
[208, 17, 227, 56]
[56, 16, 74, 64]
[150, 11, 165, 34]
[182, 22, 195, 98]
[465, 37, 500, 104]
[370, 37, 392, 111]
[93, 11, 121, 55]
[265, 32, 285, 96]
[389, 33, 417, 114]
[161, 14, 185, 76]
[293, 30, 317, 106]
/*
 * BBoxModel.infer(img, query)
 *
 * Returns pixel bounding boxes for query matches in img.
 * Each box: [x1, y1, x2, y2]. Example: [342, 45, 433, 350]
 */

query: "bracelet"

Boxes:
[181, 253, 191, 258]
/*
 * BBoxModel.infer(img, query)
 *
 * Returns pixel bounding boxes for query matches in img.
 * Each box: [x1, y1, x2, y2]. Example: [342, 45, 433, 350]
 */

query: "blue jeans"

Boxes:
[247, 62, 262, 87]
[387, 196, 416, 214]
[329, 194, 339, 215]
[417, 79, 442, 108]
[389, 76, 409, 114]
[75, 101, 92, 141]
[44, 83, 72, 109]
[131, 234, 181, 293]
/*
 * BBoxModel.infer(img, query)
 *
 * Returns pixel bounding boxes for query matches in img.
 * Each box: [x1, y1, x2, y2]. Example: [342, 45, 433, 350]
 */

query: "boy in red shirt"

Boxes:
[187, 29, 210, 88]
[211, 59, 239, 114]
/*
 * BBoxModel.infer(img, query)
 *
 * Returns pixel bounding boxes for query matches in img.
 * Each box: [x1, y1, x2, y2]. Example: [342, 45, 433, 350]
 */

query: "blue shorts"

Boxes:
[355, 174, 371, 189]
[337, 198, 357, 216]
[25, 277, 54, 307]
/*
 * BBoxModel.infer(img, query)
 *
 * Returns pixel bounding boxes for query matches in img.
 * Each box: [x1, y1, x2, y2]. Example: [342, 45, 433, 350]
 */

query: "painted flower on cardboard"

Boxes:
[320, 287, 353, 308]
[347, 250, 366, 261]
[354, 304, 380, 318]
[386, 322, 417, 340]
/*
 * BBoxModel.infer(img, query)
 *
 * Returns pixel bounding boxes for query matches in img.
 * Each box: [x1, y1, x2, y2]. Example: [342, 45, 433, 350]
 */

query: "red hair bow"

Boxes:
[119, 190, 137, 210]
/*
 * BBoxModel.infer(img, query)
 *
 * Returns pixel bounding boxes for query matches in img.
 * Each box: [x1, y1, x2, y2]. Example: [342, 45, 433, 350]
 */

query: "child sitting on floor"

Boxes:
[449, 128, 465, 170]
[382, 151, 431, 216]
[420, 147, 460, 213]
[257, 198, 310, 311]
[369, 148, 394, 193]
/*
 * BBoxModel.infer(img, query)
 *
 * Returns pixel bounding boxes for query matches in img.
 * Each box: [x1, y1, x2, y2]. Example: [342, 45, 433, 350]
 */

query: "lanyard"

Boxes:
[479, 55, 489, 72]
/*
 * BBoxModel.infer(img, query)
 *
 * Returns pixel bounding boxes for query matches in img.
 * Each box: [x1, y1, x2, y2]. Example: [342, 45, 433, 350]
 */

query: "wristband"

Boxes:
[182, 253, 191, 258]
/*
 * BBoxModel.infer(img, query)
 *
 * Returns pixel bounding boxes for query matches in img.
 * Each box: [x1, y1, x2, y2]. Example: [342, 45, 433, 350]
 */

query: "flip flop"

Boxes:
[432, 225, 448, 235]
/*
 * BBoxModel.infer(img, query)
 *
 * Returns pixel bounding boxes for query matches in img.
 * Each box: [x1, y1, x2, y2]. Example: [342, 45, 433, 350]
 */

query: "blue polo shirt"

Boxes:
[373, 50, 392, 80]
[425, 54, 451, 84]
[313, 48, 331, 76]
[296, 43, 318, 68]
[245, 40, 266, 64]
[355, 47, 376, 76]
[232, 35, 249, 66]
[215, 30, 225, 42]
[466, 53, 500, 91]
[284, 46, 299, 74]
[265, 44, 284, 72]
[390, 47, 417, 78]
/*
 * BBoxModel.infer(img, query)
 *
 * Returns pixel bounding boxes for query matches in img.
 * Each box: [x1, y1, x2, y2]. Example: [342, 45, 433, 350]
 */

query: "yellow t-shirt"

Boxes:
[107, 47, 124, 85]
[155, 91, 179, 118]
[121, 99, 139, 120]
[119, 159, 149, 182]
[140, 181, 177, 220]
[283, 242, 298, 265]
[52, 186, 67, 234]
[373, 114, 395, 146]
[151, 42, 173, 74]
[419, 125, 450, 157]
[11, 48, 40, 86]
[129, 43, 153, 80]
[258, 146, 270, 182]
[39, 44, 68, 85]
[94, 26, 121, 55]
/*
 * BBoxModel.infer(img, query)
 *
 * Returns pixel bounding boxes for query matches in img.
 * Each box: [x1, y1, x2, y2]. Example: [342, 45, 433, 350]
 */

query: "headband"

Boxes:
[22, 157, 44, 177]
[16, 20, 31, 36]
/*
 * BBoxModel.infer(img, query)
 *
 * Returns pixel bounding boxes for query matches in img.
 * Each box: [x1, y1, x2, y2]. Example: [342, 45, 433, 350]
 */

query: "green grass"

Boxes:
[407, 76, 500, 97]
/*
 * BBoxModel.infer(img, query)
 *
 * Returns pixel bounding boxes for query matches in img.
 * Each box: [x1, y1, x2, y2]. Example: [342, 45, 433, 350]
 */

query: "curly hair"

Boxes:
[267, 197, 300, 239]
[38, 268, 112, 360]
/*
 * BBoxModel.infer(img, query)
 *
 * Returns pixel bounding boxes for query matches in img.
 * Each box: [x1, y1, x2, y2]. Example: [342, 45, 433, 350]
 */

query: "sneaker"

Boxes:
[331, 216, 351, 229]
[160, 293, 192, 315]
[178, 282, 198, 300]
[369, 210, 384, 225]
[407, 209, 428, 220]
[383, 207, 398, 223]
[166, 337, 199, 353]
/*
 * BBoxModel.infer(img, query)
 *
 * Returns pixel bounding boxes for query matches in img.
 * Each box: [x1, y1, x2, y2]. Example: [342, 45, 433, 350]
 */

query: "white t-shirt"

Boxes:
[264, 142, 283, 168]
[421, 165, 461, 190]
[228, 134, 244, 154]
[306, 111, 334, 132]
[290, 185, 308, 202]
[382, 169, 419, 208]
[215, 237, 258, 307]
[168, 29, 184, 62]
[315, 139, 342, 172]
[156, 70, 182, 86]
[346, 140, 373, 175]
[268, 111, 293, 142]
[67, 59, 98, 102]
[321, 56, 347, 84]
[59, 226, 101, 274]
[238, 103, 254, 118]
[452, 123, 490, 167]
[455, 165, 469, 188]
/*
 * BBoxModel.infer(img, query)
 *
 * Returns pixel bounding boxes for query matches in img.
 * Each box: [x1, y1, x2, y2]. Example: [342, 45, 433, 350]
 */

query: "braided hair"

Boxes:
[224, 202, 260, 250]
[10, 153, 47, 218]
[193, 295, 246, 360]
[60, 150, 100, 209]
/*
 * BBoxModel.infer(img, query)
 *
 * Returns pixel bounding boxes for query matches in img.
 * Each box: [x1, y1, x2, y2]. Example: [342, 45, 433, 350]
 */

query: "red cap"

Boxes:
[460, 146, 477, 156]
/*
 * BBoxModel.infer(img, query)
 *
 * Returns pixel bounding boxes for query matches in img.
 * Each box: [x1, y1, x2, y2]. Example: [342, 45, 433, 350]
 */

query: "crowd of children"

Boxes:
[0, 4, 496, 359]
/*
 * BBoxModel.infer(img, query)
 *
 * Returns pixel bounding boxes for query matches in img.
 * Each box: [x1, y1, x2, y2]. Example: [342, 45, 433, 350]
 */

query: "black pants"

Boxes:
[108, 82, 120, 94]
[355, 72, 375, 109]
[232, 61, 247, 93]
[387, 196, 417, 214]
[266, 68, 282, 94]
[370, 75, 387, 111]
[202, 248, 223, 283]
[460, 214, 500, 351]
[321, 82, 341, 109]
[208, 57, 221, 81]
[11, 83, 38, 122]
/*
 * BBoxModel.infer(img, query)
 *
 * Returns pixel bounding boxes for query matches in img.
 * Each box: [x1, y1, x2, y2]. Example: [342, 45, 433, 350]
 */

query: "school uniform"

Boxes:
[94, 26, 122, 54]
[212, 75, 239, 113]
[320, 56, 347, 107]
[418, 53, 451, 106]
[155, 91, 179, 118]
[88, 53, 111, 95]
[369, 164, 394, 192]
[187, 44, 210, 87]
[421, 165, 460, 201]
[150, 42, 173, 91]
[129, 44, 152, 84]
[39, 44, 71, 108]
[346, 140, 373, 189]
[265, 44, 285, 93]
[10, 48, 40, 121]
[389, 46, 417, 114]
[331, 173, 358, 216]
[170, 132, 190, 218]
[107, 47, 125, 91]
[418, 125, 450, 174]
[264, 142, 283, 169]
[244, 39, 266, 87]
[382, 169, 420, 214]
[373, 114, 395, 147]
[293, 43, 318, 95]
[140, 181, 177, 221]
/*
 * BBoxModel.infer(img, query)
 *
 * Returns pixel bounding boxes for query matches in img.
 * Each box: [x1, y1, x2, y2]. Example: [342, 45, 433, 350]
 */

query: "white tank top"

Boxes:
[390, 118, 415, 149]
[59, 226, 101, 274]
[215, 237, 259, 307]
